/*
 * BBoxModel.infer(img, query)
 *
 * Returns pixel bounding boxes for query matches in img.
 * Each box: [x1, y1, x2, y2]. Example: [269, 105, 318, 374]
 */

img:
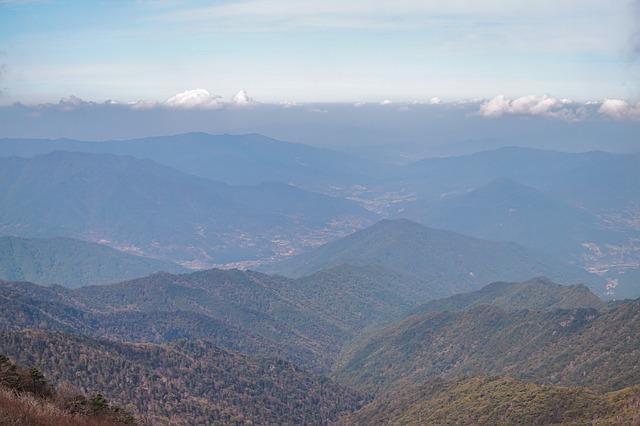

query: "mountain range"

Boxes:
[334, 278, 640, 395]
[3, 273, 635, 423]
[0, 264, 433, 371]
[1, 135, 637, 296]
[0, 151, 375, 266]
[0, 132, 379, 189]
[401, 177, 627, 261]
[400, 147, 640, 214]
[1, 133, 639, 424]
[263, 219, 604, 295]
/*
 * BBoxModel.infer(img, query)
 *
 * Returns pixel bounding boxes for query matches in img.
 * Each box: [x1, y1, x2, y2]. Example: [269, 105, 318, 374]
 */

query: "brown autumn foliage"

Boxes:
[0, 354, 134, 426]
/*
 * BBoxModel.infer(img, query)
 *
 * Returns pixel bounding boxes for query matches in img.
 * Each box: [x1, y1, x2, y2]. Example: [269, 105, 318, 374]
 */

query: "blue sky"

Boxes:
[1, 0, 639, 104]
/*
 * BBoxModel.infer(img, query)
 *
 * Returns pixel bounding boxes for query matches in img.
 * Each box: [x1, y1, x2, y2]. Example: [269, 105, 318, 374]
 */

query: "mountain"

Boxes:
[73, 269, 353, 371]
[0, 236, 185, 288]
[263, 219, 603, 296]
[401, 178, 625, 261]
[0, 278, 295, 366]
[340, 376, 640, 425]
[0, 353, 134, 425]
[402, 147, 640, 212]
[334, 283, 639, 394]
[0, 269, 346, 372]
[0, 151, 375, 266]
[411, 277, 604, 315]
[0, 264, 454, 371]
[0, 132, 379, 188]
[0, 329, 366, 425]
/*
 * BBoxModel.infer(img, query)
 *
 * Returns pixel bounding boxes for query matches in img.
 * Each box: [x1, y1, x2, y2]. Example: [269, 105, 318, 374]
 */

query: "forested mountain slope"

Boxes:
[264, 219, 603, 295]
[0, 236, 184, 288]
[411, 276, 605, 316]
[0, 329, 366, 425]
[0, 353, 134, 425]
[335, 292, 640, 394]
[341, 376, 640, 425]
[0, 264, 440, 371]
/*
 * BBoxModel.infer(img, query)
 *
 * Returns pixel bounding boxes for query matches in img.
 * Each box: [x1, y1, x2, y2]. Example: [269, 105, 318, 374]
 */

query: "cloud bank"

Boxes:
[129, 89, 258, 110]
[8, 90, 640, 122]
[479, 95, 584, 121]
[598, 99, 640, 120]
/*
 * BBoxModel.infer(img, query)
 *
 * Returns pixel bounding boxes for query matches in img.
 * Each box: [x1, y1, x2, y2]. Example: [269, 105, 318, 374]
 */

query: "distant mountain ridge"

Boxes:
[0, 151, 375, 266]
[394, 148, 640, 297]
[401, 177, 625, 260]
[0, 132, 380, 188]
[263, 219, 604, 296]
[393, 147, 640, 233]
[0, 235, 184, 288]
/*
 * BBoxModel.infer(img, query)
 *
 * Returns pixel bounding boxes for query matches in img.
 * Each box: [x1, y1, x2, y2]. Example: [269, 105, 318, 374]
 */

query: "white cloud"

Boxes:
[129, 99, 161, 110]
[231, 89, 256, 106]
[380, 99, 393, 105]
[598, 99, 640, 120]
[58, 95, 87, 106]
[55, 95, 99, 111]
[479, 95, 584, 121]
[165, 89, 222, 109]
[43, 89, 259, 111]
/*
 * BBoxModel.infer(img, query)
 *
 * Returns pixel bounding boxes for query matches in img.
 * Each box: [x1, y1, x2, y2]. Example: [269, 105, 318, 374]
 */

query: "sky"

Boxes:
[1, 0, 640, 105]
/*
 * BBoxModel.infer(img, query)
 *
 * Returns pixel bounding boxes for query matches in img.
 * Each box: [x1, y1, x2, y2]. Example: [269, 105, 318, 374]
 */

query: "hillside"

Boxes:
[402, 147, 640, 212]
[286, 264, 425, 331]
[0, 236, 184, 288]
[0, 329, 366, 425]
[0, 264, 451, 371]
[0, 270, 346, 371]
[335, 294, 640, 394]
[0, 151, 374, 266]
[263, 219, 603, 296]
[0, 353, 134, 425]
[0, 278, 295, 366]
[402, 178, 624, 260]
[341, 376, 640, 425]
[412, 277, 605, 316]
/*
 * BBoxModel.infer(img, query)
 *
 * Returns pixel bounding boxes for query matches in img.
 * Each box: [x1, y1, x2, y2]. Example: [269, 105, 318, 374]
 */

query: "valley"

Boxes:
[0, 133, 638, 424]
